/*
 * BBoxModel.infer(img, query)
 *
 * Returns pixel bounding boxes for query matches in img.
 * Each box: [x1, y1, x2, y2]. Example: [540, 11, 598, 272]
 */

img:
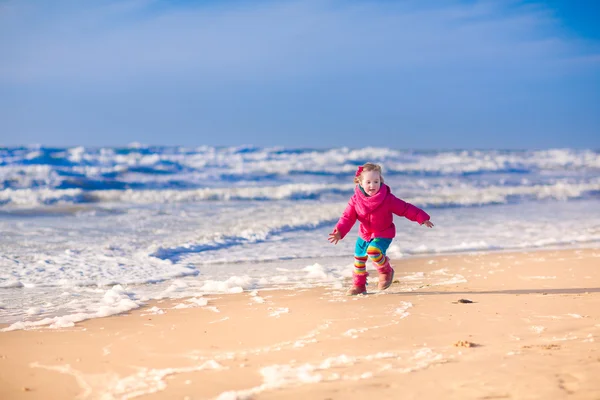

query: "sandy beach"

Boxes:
[1, 247, 599, 399]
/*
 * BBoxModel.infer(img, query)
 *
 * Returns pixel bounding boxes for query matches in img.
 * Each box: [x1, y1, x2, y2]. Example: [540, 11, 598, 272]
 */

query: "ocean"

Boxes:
[1, 145, 599, 330]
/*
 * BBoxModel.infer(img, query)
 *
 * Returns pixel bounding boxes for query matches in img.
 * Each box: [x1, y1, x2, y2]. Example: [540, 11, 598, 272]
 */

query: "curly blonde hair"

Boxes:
[354, 162, 384, 184]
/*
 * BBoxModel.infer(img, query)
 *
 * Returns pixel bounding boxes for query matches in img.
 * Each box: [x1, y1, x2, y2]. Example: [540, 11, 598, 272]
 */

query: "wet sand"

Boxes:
[1, 248, 600, 399]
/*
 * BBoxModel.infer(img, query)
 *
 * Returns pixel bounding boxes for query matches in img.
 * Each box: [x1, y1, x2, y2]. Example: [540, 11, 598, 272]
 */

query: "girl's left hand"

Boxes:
[422, 220, 434, 228]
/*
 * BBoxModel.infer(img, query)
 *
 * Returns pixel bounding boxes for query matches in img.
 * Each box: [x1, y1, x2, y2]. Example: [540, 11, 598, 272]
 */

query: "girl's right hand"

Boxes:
[422, 220, 434, 228]
[328, 229, 341, 245]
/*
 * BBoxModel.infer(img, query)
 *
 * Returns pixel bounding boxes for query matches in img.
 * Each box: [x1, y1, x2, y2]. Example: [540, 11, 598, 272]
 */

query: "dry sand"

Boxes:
[1, 248, 599, 399]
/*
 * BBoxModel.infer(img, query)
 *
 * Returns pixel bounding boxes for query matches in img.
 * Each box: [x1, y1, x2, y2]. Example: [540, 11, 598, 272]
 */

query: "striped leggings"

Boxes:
[353, 237, 392, 276]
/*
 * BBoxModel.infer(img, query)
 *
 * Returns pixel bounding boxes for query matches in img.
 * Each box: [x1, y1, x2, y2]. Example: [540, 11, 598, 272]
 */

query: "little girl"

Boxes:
[328, 162, 434, 295]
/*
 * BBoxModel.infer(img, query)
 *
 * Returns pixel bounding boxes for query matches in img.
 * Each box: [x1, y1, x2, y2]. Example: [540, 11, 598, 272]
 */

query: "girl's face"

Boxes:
[360, 170, 381, 196]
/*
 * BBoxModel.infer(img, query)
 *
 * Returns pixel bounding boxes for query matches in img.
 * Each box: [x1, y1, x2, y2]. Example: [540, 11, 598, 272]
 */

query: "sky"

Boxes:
[1, 0, 599, 149]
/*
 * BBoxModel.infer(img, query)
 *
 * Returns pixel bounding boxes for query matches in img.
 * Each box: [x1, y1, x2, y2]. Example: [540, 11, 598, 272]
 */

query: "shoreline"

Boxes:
[1, 247, 600, 399]
[3, 243, 599, 331]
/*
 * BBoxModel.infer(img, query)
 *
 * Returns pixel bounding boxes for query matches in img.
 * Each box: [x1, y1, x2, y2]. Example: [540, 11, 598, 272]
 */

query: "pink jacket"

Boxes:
[335, 184, 430, 241]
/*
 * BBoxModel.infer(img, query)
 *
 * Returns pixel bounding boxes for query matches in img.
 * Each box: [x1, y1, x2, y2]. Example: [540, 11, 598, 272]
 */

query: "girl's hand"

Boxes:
[328, 229, 342, 245]
[422, 220, 434, 228]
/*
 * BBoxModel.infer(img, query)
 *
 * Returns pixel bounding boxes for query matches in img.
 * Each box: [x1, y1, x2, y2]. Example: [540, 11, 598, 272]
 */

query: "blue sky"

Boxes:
[1, 0, 599, 149]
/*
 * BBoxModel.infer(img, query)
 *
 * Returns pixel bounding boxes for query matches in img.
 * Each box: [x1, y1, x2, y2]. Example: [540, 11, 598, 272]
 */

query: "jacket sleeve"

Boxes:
[389, 195, 430, 224]
[335, 199, 358, 239]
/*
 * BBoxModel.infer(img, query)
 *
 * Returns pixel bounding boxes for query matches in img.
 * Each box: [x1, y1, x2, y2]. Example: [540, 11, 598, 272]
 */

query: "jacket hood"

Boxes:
[353, 184, 389, 215]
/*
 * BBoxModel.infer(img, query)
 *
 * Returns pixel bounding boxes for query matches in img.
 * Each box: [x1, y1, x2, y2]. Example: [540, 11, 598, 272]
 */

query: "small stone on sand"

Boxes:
[454, 340, 478, 348]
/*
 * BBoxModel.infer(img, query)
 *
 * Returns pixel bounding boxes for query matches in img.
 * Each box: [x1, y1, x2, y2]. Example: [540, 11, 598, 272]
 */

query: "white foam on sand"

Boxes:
[209, 316, 230, 324]
[1, 285, 141, 332]
[395, 301, 413, 319]
[31, 359, 224, 399]
[293, 338, 318, 348]
[172, 297, 209, 309]
[249, 290, 266, 304]
[343, 327, 369, 338]
[215, 347, 445, 400]
[531, 325, 546, 334]
[198, 277, 253, 294]
[140, 306, 165, 316]
[343, 303, 413, 338]
[398, 269, 467, 291]
[403, 272, 425, 281]
[268, 307, 289, 318]
[547, 334, 578, 342]
[429, 268, 468, 285]
[42, 343, 443, 399]
[0, 258, 469, 331]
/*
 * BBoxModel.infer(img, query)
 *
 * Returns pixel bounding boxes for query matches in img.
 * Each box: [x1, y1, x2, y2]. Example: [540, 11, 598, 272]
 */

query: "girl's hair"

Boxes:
[354, 162, 384, 184]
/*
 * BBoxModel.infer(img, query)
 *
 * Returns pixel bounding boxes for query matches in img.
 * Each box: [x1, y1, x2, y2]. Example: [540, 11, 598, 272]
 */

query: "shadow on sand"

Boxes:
[385, 287, 600, 296]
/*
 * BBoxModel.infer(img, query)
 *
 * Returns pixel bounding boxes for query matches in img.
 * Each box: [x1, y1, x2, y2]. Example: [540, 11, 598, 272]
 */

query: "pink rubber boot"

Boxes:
[377, 262, 395, 290]
[346, 272, 368, 296]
